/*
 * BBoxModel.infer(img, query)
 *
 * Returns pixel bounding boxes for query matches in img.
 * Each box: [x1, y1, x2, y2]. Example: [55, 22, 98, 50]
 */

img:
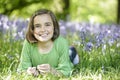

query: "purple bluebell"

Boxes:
[79, 28, 86, 44]
[84, 42, 94, 51]
[15, 19, 28, 32]
[66, 21, 76, 34]
[95, 32, 105, 48]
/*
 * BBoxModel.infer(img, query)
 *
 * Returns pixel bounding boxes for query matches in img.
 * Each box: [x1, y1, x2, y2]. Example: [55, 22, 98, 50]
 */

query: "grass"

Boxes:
[0, 35, 120, 80]
[1, 68, 120, 80]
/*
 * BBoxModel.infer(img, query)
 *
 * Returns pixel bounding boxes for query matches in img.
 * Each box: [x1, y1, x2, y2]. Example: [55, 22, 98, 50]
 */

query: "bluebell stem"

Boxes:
[73, 41, 81, 46]
[117, 43, 120, 47]
[95, 33, 105, 48]
[79, 28, 86, 44]
[101, 65, 105, 73]
[102, 44, 106, 55]
[108, 38, 114, 46]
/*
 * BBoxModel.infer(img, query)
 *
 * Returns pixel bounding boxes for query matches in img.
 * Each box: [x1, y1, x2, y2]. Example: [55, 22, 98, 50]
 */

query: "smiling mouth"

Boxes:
[38, 33, 48, 37]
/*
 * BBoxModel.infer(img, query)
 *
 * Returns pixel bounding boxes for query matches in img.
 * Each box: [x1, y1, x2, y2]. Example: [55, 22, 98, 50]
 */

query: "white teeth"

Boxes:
[39, 33, 48, 37]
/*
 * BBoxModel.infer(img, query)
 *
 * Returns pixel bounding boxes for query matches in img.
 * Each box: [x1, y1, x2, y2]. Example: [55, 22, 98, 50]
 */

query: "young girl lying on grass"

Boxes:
[17, 9, 79, 77]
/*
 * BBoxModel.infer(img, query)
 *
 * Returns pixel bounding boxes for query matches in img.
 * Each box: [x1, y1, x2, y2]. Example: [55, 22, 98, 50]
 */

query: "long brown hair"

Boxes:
[26, 9, 60, 43]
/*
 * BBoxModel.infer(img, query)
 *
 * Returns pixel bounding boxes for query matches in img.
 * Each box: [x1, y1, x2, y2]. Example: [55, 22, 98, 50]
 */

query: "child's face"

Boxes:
[33, 14, 54, 42]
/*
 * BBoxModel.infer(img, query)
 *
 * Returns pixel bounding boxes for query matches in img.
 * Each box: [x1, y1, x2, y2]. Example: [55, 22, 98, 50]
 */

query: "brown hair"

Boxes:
[26, 9, 60, 43]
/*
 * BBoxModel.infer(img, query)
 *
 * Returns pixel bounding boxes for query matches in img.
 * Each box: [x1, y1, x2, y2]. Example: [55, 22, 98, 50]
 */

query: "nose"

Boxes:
[40, 26, 46, 32]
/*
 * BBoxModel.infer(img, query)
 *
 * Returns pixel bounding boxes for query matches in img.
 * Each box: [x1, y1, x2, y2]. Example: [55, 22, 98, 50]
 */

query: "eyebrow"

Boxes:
[45, 22, 52, 24]
[34, 22, 52, 25]
[34, 24, 40, 26]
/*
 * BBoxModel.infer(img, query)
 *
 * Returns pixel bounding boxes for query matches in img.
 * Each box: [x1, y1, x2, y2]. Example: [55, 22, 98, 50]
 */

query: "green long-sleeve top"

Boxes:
[17, 36, 73, 76]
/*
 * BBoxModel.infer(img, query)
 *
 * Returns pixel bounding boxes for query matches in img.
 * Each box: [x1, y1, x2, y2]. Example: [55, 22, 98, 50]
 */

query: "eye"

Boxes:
[45, 22, 53, 28]
[45, 23, 51, 26]
[34, 25, 41, 28]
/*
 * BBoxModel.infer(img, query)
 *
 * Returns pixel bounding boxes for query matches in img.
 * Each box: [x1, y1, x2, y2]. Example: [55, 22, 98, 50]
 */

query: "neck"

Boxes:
[37, 40, 53, 54]
[37, 40, 53, 50]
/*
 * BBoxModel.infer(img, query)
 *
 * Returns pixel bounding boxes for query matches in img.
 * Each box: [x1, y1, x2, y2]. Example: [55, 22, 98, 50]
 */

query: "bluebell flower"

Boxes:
[95, 33, 105, 48]
[60, 26, 67, 36]
[84, 42, 94, 51]
[79, 28, 86, 44]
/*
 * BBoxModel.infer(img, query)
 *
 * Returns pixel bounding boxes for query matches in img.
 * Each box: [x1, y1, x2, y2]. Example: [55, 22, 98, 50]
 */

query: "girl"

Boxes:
[17, 9, 74, 77]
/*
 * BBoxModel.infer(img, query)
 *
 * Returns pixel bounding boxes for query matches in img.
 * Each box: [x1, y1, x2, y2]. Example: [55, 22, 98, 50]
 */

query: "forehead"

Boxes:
[34, 14, 52, 23]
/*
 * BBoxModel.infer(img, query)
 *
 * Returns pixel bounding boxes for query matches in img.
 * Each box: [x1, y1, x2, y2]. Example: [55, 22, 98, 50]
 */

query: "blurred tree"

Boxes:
[0, 0, 119, 24]
[0, 0, 64, 19]
[117, 0, 120, 24]
[54, 0, 70, 20]
[63, 0, 70, 20]
[70, 0, 117, 24]
[0, 0, 50, 15]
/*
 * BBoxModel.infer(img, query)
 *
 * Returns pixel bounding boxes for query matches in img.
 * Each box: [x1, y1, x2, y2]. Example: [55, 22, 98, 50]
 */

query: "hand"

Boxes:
[37, 64, 62, 76]
[27, 67, 39, 76]
[37, 64, 51, 74]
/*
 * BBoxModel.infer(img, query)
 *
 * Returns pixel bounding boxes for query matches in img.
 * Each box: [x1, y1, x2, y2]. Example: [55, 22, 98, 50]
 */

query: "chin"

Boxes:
[37, 38, 52, 42]
[34, 34, 53, 42]
[39, 40, 49, 42]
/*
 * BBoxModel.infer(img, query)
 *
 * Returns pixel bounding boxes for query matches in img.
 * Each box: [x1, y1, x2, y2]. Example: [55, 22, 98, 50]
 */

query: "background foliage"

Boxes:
[70, 0, 117, 23]
[0, 0, 118, 24]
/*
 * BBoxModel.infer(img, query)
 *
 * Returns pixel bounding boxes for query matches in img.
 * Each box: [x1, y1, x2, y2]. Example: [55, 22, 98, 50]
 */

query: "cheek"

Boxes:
[33, 33, 37, 38]
[34, 29, 39, 32]
[52, 27, 54, 32]
[33, 30, 38, 36]
[52, 29, 54, 35]
[48, 27, 54, 33]
[33, 30, 35, 35]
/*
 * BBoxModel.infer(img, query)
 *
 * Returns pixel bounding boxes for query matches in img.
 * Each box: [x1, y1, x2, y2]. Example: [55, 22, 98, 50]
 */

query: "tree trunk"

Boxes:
[117, 0, 120, 24]
[63, 0, 70, 20]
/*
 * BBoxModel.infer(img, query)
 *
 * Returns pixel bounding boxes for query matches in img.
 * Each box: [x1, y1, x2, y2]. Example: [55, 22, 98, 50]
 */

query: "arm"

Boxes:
[17, 40, 32, 72]
[55, 37, 73, 77]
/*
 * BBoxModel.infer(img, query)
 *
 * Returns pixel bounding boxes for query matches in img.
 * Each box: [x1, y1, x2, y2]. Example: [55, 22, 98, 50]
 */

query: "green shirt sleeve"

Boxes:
[17, 40, 32, 72]
[55, 37, 73, 76]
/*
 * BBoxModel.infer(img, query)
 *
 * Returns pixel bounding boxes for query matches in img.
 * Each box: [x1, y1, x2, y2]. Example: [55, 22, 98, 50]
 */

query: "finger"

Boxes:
[32, 67, 36, 69]
[37, 65, 47, 71]
[32, 67, 36, 72]
[39, 64, 50, 67]
[33, 70, 39, 77]
[40, 64, 50, 69]
[37, 64, 50, 72]
[39, 68, 51, 73]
